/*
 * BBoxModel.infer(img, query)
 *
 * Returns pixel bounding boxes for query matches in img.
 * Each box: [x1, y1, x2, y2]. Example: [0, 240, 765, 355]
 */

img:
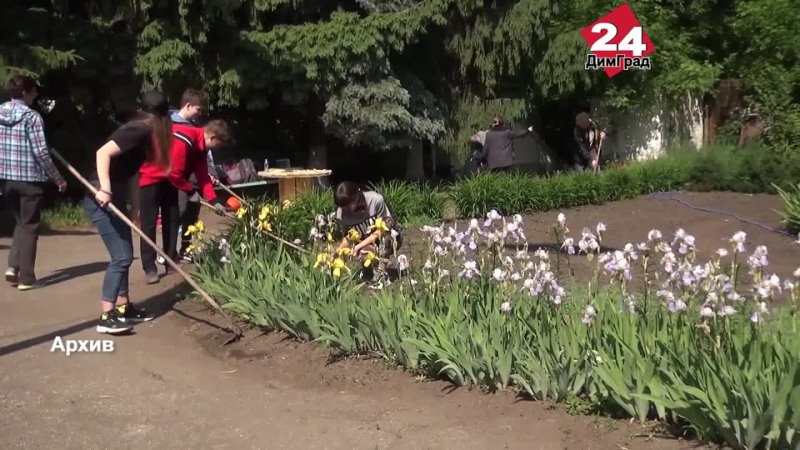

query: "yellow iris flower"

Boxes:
[326, 232, 334, 242]
[337, 247, 352, 258]
[363, 251, 377, 267]
[282, 199, 293, 208]
[236, 207, 248, 219]
[332, 258, 350, 278]
[314, 252, 329, 268]
[372, 218, 390, 235]
[347, 228, 361, 242]
[258, 206, 270, 221]
[184, 220, 206, 236]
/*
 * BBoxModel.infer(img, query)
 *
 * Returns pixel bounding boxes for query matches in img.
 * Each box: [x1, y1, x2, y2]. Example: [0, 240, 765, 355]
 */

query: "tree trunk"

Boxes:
[305, 95, 329, 188]
[430, 142, 438, 180]
[405, 140, 425, 180]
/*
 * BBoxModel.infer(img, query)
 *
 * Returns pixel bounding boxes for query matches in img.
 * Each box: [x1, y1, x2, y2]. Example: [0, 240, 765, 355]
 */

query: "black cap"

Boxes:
[138, 90, 169, 117]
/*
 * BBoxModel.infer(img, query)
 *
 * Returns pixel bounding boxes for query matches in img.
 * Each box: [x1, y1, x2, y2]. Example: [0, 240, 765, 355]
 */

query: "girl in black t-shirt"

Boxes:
[83, 91, 173, 334]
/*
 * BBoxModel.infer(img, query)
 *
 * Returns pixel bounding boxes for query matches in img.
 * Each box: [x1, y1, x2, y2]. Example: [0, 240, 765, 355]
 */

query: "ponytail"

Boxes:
[133, 111, 172, 171]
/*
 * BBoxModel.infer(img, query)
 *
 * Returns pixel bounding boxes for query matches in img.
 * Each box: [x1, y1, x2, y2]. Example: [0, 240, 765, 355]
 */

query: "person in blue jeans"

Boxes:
[83, 91, 173, 334]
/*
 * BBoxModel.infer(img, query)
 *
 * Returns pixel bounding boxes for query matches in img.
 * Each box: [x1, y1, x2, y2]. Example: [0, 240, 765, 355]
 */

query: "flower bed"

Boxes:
[191, 203, 800, 450]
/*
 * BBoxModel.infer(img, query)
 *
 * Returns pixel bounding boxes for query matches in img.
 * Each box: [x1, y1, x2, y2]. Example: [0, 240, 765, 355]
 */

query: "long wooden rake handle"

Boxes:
[594, 137, 604, 174]
[216, 183, 247, 206]
[199, 200, 309, 254]
[49, 148, 243, 340]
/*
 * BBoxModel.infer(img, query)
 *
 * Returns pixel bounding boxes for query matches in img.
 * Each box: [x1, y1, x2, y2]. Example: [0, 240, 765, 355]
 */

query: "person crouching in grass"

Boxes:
[333, 181, 403, 282]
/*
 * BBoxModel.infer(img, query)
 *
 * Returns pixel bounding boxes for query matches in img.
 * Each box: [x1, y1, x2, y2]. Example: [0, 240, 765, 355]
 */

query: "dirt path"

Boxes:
[0, 209, 693, 450]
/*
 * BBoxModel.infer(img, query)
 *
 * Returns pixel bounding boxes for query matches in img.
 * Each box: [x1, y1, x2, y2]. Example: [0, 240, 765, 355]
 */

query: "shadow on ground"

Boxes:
[0, 281, 193, 357]
[40, 229, 96, 236]
[38, 261, 112, 286]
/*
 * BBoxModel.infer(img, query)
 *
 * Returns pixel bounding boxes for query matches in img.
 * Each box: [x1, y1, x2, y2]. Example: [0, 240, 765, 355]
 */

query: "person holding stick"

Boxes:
[572, 112, 605, 172]
[83, 90, 172, 334]
[170, 120, 231, 262]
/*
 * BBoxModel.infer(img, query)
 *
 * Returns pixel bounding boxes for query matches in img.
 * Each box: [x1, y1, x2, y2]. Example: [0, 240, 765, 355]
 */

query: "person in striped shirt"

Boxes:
[333, 181, 403, 280]
[0, 74, 67, 291]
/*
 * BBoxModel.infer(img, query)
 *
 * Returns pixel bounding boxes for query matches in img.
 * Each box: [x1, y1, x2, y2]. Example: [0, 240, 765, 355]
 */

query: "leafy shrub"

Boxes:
[370, 180, 447, 225]
[451, 152, 693, 218]
[222, 189, 333, 244]
[684, 144, 800, 193]
[775, 182, 800, 234]
[193, 207, 800, 450]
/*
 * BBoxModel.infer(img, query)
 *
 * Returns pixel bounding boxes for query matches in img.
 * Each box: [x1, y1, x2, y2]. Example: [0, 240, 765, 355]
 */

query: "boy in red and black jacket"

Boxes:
[170, 120, 231, 261]
[138, 119, 231, 283]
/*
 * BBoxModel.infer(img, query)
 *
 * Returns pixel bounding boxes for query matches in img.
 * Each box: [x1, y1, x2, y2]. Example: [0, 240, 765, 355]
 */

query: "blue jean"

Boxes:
[83, 183, 132, 303]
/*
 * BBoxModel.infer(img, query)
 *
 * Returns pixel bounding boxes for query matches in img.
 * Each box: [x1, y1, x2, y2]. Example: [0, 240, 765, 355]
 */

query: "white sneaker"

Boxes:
[5, 268, 18, 285]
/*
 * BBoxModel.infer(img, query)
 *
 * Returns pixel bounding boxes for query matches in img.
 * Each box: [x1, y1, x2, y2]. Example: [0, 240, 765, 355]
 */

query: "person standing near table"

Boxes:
[0, 74, 67, 291]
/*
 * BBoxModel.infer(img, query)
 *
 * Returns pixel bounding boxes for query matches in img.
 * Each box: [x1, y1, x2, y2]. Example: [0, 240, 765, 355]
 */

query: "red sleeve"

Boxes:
[194, 151, 217, 201]
[168, 137, 194, 192]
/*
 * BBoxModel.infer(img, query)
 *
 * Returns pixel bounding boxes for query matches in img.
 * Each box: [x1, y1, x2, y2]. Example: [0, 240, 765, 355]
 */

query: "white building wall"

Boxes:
[591, 93, 705, 162]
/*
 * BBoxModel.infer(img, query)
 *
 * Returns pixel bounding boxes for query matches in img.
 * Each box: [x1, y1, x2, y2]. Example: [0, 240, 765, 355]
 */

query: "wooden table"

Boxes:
[257, 168, 332, 203]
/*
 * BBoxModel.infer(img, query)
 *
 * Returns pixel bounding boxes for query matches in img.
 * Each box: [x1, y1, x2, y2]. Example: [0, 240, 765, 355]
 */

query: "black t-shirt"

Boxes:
[89, 121, 153, 183]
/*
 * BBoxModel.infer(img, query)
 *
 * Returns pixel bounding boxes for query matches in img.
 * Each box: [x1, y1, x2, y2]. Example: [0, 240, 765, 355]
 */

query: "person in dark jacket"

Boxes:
[475, 115, 535, 172]
[573, 112, 605, 172]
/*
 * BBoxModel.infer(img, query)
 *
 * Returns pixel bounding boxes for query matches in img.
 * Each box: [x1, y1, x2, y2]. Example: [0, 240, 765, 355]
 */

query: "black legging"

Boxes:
[139, 181, 179, 274]
[178, 190, 202, 255]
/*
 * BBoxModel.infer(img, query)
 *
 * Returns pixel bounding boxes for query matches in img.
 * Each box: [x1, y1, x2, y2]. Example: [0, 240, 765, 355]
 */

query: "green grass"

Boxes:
[41, 202, 90, 231]
[775, 182, 800, 235]
[1, 201, 89, 235]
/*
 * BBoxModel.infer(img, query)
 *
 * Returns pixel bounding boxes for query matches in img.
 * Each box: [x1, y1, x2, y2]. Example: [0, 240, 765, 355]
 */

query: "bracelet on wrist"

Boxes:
[99, 189, 112, 196]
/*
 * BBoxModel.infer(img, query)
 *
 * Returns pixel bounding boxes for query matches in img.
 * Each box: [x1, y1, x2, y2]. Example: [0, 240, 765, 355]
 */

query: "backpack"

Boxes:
[238, 158, 259, 183]
[222, 161, 244, 185]
[222, 158, 259, 185]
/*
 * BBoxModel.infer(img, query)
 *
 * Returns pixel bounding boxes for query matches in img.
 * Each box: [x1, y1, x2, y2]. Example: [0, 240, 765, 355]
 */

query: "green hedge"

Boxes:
[228, 143, 800, 242]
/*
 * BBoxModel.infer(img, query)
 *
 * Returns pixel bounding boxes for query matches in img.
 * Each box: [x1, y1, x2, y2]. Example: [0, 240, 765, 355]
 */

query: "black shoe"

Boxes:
[145, 271, 159, 284]
[179, 251, 194, 263]
[96, 310, 133, 334]
[116, 303, 155, 322]
[360, 265, 376, 282]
